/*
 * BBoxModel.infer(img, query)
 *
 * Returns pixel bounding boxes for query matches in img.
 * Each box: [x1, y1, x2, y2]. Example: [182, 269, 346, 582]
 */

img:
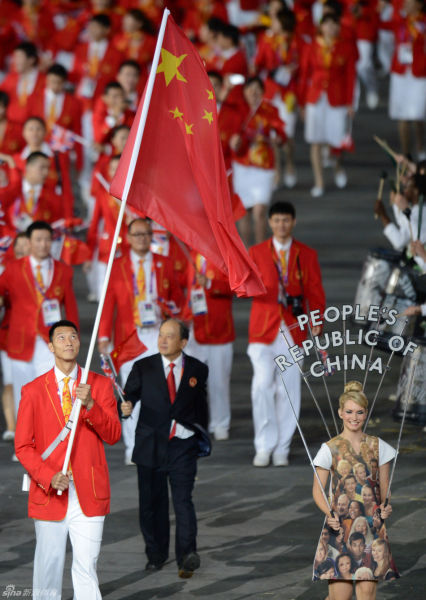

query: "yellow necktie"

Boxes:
[62, 376, 72, 422]
[26, 187, 35, 214]
[134, 259, 146, 326]
[19, 76, 28, 107]
[279, 249, 287, 275]
[35, 265, 45, 304]
[47, 98, 56, 131]
[88, 49, 99, 78]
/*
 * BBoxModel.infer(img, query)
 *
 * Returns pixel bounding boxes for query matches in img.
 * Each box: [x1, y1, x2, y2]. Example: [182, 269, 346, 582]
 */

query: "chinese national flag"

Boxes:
[110, 330, 147, 372]
[110, 13, 265, 297]
[61, 236, 91, 265]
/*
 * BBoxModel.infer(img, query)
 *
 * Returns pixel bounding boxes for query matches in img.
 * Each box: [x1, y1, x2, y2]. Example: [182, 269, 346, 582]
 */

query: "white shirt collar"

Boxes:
[21, 142, 52, 160]
[273, 237, 292, 253]
[54, 363, 78, 383]
[161, 352, 183, 371]
[130, 249, 152, 268]
[29, 255, 50, 268]
[23, 179, 43, 196]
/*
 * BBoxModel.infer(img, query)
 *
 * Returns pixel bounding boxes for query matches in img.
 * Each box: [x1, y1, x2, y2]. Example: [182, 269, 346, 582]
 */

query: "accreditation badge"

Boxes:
[398, 43, 413, 65]
[42, 299, 61, 327]
[138, 301, 156, 326]
[190, 288, 208, 316]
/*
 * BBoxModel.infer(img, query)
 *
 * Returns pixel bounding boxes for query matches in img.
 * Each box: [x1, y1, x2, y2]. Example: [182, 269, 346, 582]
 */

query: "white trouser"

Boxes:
[33, 482, 104, 600]
[185, 333, 233, 433]
[11, 336, 55, 417]
[120, 325, 160, 461]
[356, 40, 377, 94]
[96, 261, 108, 302]
[247, 326, 301, 456]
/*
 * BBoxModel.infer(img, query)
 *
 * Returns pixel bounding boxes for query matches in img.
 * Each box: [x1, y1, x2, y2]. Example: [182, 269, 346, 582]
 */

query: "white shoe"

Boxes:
[366, 91, 379, 110]
[214, 428, 229, 441]
[124, 454, 136, 466]
[253, 452, 270, 467]
[272, 453, 289, 467]
[11, 453, 19, 462]
[2, 430, 15, 441]
[334, 169, 348, 189]
[310, 186, 324, 198]
[283, 171, 297, 188]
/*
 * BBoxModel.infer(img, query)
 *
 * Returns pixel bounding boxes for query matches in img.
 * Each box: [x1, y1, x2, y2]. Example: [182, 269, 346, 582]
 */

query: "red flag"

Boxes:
[110, 13, 265, 298]
[110, 330, 147, 372]
[61, 236, 91, 265]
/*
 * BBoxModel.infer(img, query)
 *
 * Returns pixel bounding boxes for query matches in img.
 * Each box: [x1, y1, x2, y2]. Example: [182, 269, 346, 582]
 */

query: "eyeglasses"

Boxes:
[128, 232, 152, 238]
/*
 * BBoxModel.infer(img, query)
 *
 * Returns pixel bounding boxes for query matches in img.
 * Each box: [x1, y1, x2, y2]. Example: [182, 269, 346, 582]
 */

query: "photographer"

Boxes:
[247, 201, 325, 467]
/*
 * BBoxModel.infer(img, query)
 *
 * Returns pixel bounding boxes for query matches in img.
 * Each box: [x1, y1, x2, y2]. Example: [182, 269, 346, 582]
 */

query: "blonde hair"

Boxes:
[372, 539, 391, 576]
[336, 459, 352, 476]
[349, 516, 374, 546]
[339, 381, 368, 410]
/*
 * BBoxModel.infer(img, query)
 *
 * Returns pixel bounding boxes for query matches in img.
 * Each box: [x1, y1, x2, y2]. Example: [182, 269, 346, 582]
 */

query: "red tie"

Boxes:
[168, 363, 177, 439]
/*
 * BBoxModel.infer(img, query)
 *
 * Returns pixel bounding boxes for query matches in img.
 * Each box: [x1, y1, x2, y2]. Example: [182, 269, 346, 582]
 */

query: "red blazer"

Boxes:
[248, 238, 325, 346]
[86, 187, 128, 262]
[0, 120, 24, 155]
[112, 31, 156, 65]
[0, 71, 46, 125]
[0, 256, 79, 360]
[13, 150, 74, 219]
[232, 100, 286, 170]
[31, 91, 83, 169]
[15, 368, 121, 520]
[183, 254, 235, 345]
[92, 99, 134, 144]
[70, 42, 125, 108]
[299, 36, 358, 107]
[98, 252, 182, 346]
[385, 13, 426, 77]
[342, 0, 379, 42]
[1, 173, 63, 233]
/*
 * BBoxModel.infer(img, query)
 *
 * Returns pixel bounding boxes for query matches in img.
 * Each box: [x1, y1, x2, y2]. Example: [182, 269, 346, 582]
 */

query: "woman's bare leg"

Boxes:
[310, 143, 324, 189]
[355, 581, 377, 600]
[328, 581, 353, 600]
[2, 385, 15, 432]
[252, 203, 268, 245]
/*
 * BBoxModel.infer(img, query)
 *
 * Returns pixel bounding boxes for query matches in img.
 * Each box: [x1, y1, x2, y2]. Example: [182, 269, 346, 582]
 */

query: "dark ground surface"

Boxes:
[0, 86, 425, 599]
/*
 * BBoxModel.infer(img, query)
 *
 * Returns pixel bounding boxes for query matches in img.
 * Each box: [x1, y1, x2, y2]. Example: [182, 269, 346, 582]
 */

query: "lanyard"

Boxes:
[14, 191, 39, 218]
[131, 258, 155, 297]
[32, 258, 53, 299]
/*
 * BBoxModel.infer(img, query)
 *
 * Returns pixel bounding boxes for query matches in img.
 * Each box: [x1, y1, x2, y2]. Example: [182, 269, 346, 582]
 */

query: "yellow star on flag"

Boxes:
[157, 48, 187, 86]
[169, 106, 183, 120]
[206, 89, 214, 100]
[202, 110, 213, 125]
[185, 122, 194, 135]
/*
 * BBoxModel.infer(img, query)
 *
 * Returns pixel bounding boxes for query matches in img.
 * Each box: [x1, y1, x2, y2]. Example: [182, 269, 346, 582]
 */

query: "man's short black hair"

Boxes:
[220, 23, 240, 46]
[24, 116, 46, 129]
[118, 59, 141, 74]
[0, 91, 9, 108]
[207, 70, 223, 84]
[14, 41, 38, 62]
[317, 558, 335, 576]
[268, 201, 296, 219]
[26, 221, 53, 238]
[49, 320, 79, 342]
[47, 63, 68, 79]
[349, 532, 365, 545]
[128, 217, 151, 233]
[161, 318, 190, 341]
[103, 81, 124, 95]
[91, 13, 111, 29]
[244, 75, 264, 91]
[111, 124, 130, 138]
[26, 151, 49, 166]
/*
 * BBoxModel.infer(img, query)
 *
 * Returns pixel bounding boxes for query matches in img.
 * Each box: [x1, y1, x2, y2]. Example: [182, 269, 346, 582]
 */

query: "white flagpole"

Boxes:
[57, 8, 171, 494]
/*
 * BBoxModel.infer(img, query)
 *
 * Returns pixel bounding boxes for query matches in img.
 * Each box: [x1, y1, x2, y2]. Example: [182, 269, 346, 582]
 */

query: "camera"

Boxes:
[287, 294, 304, 318]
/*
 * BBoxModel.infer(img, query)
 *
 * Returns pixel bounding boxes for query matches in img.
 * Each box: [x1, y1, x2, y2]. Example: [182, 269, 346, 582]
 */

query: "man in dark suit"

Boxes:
[122, 318, 209, 578]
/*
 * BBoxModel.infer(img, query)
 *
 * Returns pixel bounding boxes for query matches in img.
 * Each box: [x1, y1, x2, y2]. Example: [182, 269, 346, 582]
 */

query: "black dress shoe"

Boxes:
[145, 561, 163, 572]
[178, 552, 200, 579]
